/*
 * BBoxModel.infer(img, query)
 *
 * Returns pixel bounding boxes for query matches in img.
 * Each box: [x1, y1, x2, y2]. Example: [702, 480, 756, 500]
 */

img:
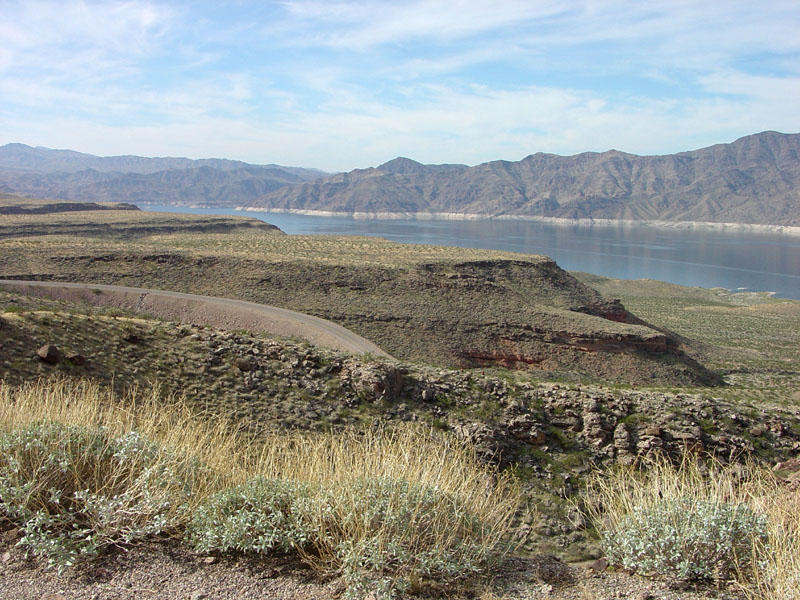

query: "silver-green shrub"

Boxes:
[603, 497, 769, 582]
[0, 422, 193, 567]
[188, 475, 500, 599]
[316, 477, 489, 599]
[187, 477, 312, 554]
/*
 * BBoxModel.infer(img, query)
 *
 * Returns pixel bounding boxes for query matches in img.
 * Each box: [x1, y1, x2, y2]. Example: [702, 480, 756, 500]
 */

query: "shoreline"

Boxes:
[233, 207, 800, 236]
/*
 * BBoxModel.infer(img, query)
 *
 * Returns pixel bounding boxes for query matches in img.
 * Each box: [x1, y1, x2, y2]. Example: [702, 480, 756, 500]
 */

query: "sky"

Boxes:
[1, 0, 799, 171]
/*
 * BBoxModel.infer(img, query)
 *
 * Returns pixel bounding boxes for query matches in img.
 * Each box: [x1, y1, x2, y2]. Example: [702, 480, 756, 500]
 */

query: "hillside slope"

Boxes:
[0, 203, 719, 386]
[253, 131, 800, 226]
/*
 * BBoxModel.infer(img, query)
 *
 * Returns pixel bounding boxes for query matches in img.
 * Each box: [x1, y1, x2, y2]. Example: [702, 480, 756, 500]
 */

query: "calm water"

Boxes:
[144, 205, 800, 300]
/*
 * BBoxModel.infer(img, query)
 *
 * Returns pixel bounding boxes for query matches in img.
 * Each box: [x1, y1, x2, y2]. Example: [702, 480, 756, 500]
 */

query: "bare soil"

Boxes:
[0, 524, 726, 600]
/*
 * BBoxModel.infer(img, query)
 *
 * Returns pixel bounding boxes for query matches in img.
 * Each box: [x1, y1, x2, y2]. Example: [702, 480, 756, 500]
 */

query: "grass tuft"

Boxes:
[0, 378, 522, 597]
[582, 452, 800, 599]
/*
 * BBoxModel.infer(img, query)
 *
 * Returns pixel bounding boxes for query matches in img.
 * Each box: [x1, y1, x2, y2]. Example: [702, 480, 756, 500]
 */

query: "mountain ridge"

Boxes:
[0, 143, 327, 178]
[1, 132, 798, 225]
[251, 131, 800, 226]
[0, 144, 329, 208]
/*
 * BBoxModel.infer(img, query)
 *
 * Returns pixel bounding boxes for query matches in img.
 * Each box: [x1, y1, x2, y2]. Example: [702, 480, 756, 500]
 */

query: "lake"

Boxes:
[143, 205, 800, 300]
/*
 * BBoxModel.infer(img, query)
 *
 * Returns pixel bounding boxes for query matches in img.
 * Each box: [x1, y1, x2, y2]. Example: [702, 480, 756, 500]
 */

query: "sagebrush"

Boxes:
[0, 378, 522, 597]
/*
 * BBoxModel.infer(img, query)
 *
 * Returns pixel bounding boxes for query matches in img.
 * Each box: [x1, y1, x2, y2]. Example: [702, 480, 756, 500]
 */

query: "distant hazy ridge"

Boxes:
[0, 144, 326, 208]
[1, 131, 798, 226]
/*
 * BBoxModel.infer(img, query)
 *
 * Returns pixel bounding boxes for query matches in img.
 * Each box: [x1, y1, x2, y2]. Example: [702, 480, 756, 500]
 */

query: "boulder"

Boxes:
[36, 344, 62, 365]
[582, 413, 608, 445]
[613, 423, 632, 452]
[347, 362, 405, 402]
[66, 352, 86, 366]
[234, 358, 253, 372]
[507, 414, 547, 445]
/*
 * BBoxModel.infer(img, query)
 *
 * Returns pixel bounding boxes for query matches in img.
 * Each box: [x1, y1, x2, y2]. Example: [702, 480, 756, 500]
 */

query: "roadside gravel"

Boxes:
[1, 526, 730, 600]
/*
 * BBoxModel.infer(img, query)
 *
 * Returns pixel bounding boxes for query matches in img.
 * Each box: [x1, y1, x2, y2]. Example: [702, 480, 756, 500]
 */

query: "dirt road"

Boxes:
[0, 279, 393, 358]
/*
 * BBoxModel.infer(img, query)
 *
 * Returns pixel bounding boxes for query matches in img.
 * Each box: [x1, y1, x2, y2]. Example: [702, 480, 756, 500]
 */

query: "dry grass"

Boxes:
[253, 425, 522, 580]
[0, 378, 522, 591]
[738, 479, 800, 600]
[582, 453, 800, 599]
[0, 378, 250, 514]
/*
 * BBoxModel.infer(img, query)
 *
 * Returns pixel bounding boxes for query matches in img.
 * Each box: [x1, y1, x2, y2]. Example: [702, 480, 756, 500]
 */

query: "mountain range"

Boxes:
[1, 131, 798, 226]
[252, 131, 800, 227]
[0, 144, 326, 207]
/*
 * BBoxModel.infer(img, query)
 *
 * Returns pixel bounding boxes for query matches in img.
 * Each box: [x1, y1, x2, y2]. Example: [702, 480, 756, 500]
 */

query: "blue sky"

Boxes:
[1, 0, 799, 171]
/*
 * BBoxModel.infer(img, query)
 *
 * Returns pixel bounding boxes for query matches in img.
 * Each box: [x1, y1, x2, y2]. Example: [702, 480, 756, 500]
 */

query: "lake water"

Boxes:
[144, 205, 800, 300]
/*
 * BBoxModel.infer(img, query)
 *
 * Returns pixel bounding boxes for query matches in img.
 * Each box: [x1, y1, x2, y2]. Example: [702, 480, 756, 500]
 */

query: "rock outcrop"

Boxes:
[36, 344, 62, 365]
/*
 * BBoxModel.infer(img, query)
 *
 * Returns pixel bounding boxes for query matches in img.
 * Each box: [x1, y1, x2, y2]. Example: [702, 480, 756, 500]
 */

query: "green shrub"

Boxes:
[602, 497, 769, 583]
[0, 422, 195, 567]
[187, 477, 312, 554]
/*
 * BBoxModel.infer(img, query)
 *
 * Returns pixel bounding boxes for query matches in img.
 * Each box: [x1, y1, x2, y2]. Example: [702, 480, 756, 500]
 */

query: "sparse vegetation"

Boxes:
[0, 207, 718, 385]
[0, 379, 521, 598]
[2, 202, 800, 599]
[575, 273, 800, 406]
[582, 453, 800, 599]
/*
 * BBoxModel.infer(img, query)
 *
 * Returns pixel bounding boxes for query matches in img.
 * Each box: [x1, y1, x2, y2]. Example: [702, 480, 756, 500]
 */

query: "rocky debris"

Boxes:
[7, 312, 799, 475]
[452, 421, 511, 463]
[0, 316, 8, 329]
[5, 301, 800, 560]
[342, 361, 406, 402]
[65, 352, 86, 365]
[613, 423, 633, 454]
[774, 457, 800, 489]
[36, 344, 62, 365]
[582, 412, 610, 446]
[507, 414, 547, 446]
[588, 557, 610, 573]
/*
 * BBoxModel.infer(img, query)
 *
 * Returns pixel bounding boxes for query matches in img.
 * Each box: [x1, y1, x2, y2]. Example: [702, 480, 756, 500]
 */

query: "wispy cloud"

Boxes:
[0, 0, 798, 169]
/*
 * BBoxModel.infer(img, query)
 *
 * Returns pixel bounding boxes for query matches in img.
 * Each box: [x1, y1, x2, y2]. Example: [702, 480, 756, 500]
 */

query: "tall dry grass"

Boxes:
[0, 377, 522, 591]
[0, 378, 251, 506]
[582, 452, 800, 599]
[253, 425, 521, 591]
[737, 475, 800, 600]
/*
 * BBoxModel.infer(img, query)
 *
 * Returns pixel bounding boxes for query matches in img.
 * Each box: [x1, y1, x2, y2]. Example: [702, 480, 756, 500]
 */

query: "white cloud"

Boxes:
[281, 0, 567, 47]
[6, 77, 793, 171]
[0, 0, 798, 170]
[0, 0, 174, 81]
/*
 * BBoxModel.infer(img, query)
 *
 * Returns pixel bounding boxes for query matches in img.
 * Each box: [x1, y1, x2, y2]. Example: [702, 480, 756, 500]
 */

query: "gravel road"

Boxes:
[0, 279, 393, 358]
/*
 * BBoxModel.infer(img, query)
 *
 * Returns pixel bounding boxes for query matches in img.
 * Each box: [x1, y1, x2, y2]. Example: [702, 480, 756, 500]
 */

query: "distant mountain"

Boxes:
[0, 144, 327, 207]
[0, 143, 326, 178]
[250, 131, 800, 227]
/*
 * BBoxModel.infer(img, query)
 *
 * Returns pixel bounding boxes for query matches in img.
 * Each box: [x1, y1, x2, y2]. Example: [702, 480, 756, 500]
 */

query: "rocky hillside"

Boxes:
[0, 144, 327, 207]
[252, 131, 800, 226]
[0, 203, 719, 386]
[1, 289, 799, 560]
